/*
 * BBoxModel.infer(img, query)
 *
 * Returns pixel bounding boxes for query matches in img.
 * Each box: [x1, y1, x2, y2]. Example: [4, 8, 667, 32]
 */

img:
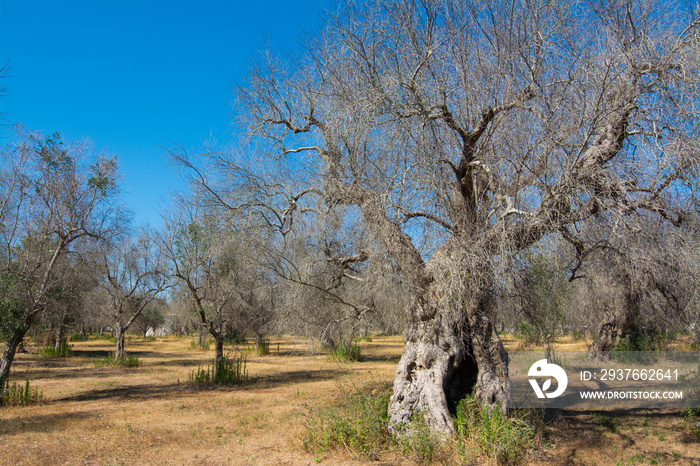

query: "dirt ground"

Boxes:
[0, 335, 698, 465]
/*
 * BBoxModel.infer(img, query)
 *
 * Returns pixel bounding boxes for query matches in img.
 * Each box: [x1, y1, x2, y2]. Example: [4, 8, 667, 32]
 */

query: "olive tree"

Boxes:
[159, 194, 274, 366]
[240, 0, 700, 435]
[0, 128, 120, 391]
[98, 230, 168, 360]
[583, 214, 700, 356]
[165, 0, 700, 437]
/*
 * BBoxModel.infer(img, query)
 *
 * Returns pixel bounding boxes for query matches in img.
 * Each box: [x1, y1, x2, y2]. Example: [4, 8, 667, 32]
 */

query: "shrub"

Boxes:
[515, 321, 541, 347]
[69, 333, 88, 342]
[255, 338, 270, 356]
[613, 329, 670, 352]
[454, 396, 535, 465]
[38, 339, 72, 357]
[611, 329, 671, 364]
[94, 353, 140, 367]
[571, 329, 585, 342]
[303, 382, 393, 461]
[1, 378, 43, 407]
[327, 341, 363, 362]
[188, 354, 248, 385]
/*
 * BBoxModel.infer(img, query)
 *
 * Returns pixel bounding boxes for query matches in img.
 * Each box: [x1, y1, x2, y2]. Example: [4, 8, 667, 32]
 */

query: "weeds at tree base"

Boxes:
[1, 378, 43, 407]
[326, 341, 363, 362]
[454, 396, 536, 465]
[252, 338, 270, 356]
[187, 339, 212, 351]
[38, 339, 72, 357]
[94, 353, 140, 367]
[612, 329, 670, 353]
[303, 381, 537, 464]
[397, 411, 446, 464]
[188, 354, 248, 385]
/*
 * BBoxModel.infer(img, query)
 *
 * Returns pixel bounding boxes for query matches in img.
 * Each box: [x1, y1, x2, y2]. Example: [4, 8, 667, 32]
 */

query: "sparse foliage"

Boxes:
[0, 127, 121, 394]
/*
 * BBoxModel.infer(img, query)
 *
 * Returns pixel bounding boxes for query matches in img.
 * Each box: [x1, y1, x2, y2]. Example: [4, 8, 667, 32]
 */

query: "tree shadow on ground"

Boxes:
[48, 368, 344, 403]
[0, 409, 103, 436]
[542, 409, 699, 465]
[361, 353, 402, 363]
[248, 369, 346, 390]
[53, 381, 192, 403]
[11, 365, 129, 381]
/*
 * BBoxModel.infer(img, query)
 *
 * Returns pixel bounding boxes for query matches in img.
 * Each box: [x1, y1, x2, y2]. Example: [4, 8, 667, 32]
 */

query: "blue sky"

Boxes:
[0, 0, 329, 226]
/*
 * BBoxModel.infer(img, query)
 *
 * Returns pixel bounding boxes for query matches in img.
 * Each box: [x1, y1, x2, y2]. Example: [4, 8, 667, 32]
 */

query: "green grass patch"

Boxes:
[188, 354, 248, 385]
[1, 378, 43, 407]
[326, 341, 363, 362]
[94, 353, 140, 367]
[38, 339, 72, 357]
[303, 382, 393, 461]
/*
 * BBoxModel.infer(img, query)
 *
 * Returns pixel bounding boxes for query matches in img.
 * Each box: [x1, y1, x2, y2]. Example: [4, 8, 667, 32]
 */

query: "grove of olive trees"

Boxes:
[2, 0, 699, 446]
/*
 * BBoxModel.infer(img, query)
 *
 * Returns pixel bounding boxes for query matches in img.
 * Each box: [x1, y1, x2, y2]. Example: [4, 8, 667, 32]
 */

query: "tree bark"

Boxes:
[114, 323, 125, 360]
[197, 325, 206, 347]
[0, 321, 30, 396]
[54, 315, 67, 355]
[589, 289, 641, 359]
[388, 280, 509, 437]
[214, 335, 224, 367]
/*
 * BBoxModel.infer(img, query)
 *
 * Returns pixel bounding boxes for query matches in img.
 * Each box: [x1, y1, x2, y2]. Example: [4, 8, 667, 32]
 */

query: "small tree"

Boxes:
[99, 231, 168, 360]
[515, 252, 571, 359]
[159, 196, 273, 366]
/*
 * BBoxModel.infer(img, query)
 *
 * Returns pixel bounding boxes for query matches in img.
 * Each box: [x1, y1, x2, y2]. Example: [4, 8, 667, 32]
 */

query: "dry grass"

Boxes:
[0, 334, 697, 465]
[0, 335, 401, 465]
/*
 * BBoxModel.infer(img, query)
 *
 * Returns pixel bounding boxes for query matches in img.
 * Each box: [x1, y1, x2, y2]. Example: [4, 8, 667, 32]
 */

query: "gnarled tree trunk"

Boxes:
[589, 288, 641, 360]
[388, 276, 509, 437]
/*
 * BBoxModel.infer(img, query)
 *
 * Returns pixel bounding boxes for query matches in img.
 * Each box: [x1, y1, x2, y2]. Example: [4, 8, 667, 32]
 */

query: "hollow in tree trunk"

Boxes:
[387, 282, 509, 437]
